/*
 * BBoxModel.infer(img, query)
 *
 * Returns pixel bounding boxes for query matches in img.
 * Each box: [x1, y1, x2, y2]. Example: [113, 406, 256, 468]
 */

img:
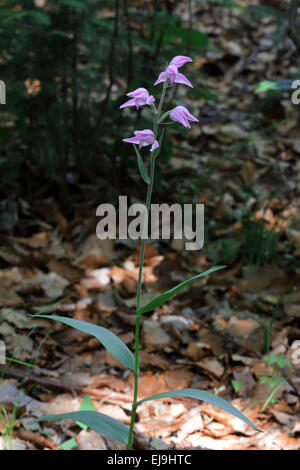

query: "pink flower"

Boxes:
[120, 87, 155, 110]
[123, 129, 159, 152]
[154, 55, 193, 88]
[170, 106, 199, 128]
[170, 56, 193, 67]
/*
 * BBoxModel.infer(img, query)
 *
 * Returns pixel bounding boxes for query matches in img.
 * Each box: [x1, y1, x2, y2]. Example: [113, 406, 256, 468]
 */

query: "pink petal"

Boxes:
[127, 87, 148, 98]
[154, 72, 167, 86]
[170, 106, 198, 128]
[135, 129, 154, 141]
[170, 56, 193, 68]
[174, 73, 193, 88]
[123, 136, 140, 144]
[150, 140, 159, 152]
[146, 95, 155, 105]
[183, 109, 199, 122]
[119, 98, 137, 109]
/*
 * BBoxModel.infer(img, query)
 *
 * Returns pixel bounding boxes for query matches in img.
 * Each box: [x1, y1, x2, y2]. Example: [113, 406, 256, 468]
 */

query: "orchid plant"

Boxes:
[32, 56, 260, 449]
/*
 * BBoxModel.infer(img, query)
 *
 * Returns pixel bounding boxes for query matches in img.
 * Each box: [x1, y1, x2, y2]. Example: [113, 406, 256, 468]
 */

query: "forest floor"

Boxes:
[0, 1, 300, 450]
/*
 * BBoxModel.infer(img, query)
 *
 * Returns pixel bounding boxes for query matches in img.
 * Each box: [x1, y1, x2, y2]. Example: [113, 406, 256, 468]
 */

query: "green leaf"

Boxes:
[58, 394, 96, 449]
[48, 29, 70, 38]
[33, 411, 129, 444]
[58, 0, 89, 10]
[0, 11, 27, 24]
[28, 11, 51, 25]
[137, 266, 226, 316]
[207, 0, 242, 7]
[262, 354, 290, 369]
[77, 394, 96, 430]
[33, 315, 135, 371]
[255, 79, 293, 94]
[231, 380, 243, 393]
[136, 389, 261, 432]
[5, 357, 35, 368]
[59, 437, 78, 450]
[133, 145, 150, 184]
[255, 80, 278, 94]
[260, 376, 285, 388]
[0, 10, 51, 25]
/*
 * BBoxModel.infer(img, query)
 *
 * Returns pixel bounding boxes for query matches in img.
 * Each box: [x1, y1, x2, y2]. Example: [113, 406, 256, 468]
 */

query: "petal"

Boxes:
[170, 107, 182, 121]
[136, 129, 154, 141]
[174, 73, 193, 88]
[170, 108, 188, 127]
[146, 95, 155, 105]
[170, 111, 180, 122]
[183, 109, 199, 122]
[123, 136, 140, 144]
[127, 87, 149, 98]
[154, 72, 167, 86]
[119, 98, 137, 109]
[139, 141, 150, 149]
[170, 56, 193, 67]
[166, 65, 178, 84]
[150, 140, 159, 152]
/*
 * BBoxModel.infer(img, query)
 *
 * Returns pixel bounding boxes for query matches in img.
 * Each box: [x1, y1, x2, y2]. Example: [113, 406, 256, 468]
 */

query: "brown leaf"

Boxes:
[196, 357, 224, 378]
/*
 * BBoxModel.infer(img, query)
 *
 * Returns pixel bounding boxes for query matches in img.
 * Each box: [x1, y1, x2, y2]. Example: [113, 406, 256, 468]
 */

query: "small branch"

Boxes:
[17, 430, 59, 450]
[186, 0, 193, 57]
[288, 0, 300, 52]
[123, 0, 133, 89]
[113, 0, 133, 164]
[0, 366, 81, 394]
[94, 0, 120, 156]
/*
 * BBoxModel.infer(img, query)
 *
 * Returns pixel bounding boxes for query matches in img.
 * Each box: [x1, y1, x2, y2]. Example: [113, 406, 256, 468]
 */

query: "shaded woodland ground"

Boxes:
[0, 0, 300, 450]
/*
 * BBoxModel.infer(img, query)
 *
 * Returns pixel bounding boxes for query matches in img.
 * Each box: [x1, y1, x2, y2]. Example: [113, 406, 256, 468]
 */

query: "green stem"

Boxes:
[260, 381, 285, 412]
[126, 80, 168, 450]
[154, 79, 168, 138]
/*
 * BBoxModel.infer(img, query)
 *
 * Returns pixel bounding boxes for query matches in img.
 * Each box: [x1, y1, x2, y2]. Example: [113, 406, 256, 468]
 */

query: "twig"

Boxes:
[0, 366, 81, 394]
[94, 0, 120, 158]
[113, 0, 133, 163]
[186, 0, 193, 57]
[123, 0, 133, 89]
[17, 430, 59, 450]
[288, 0, 300, 52]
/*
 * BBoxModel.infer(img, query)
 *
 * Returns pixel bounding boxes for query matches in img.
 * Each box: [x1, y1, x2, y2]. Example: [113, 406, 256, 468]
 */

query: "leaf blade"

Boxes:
[77, 394, 96, 430]
[137, 265, 226, 316]
[136, 389, 261, 432]
[33, 315, 135, 371]
[134, 144, 150, 184]
[33, 411, 129, 444]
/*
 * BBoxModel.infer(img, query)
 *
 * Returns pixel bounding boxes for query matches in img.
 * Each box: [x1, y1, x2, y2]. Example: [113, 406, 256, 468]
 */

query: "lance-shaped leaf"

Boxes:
[33, 315, 135, 371]
[77, 394, 96, 430]
[134, 144, 150, 184]
[136, 389, 261, 432]
[137, 265, 226, 316]
[59, 394, 96, 450]
[33, 411, 129, 444]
